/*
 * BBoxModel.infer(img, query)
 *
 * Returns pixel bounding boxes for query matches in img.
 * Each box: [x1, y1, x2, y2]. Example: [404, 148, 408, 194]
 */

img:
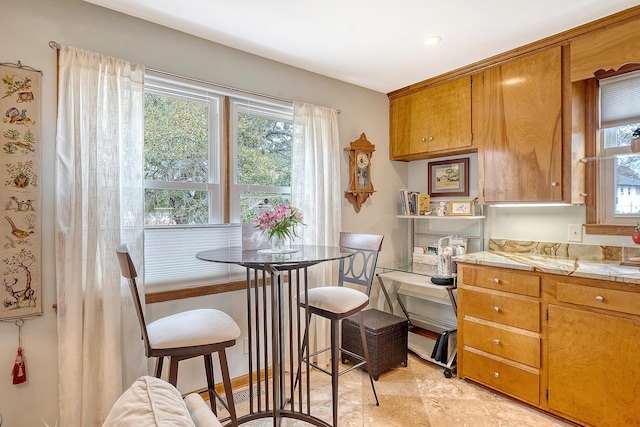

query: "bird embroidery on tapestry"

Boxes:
[4, 216, 33, 242]
[4, 107, 32, 125]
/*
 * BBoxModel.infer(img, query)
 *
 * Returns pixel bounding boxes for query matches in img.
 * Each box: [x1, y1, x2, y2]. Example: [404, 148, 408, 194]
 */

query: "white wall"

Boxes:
[487, 206, 629, 246]
[0, 0, 404, 425]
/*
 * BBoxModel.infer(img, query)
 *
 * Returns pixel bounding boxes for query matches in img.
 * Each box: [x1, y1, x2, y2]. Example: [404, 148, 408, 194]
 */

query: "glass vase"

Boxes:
[261, 233, 298, 254]
[270, 234, 287, 252]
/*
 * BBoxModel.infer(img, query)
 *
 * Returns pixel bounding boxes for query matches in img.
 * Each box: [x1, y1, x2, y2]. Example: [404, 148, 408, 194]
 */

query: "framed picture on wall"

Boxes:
[428, 158, 469, 198]
[449, 200, 474, 216]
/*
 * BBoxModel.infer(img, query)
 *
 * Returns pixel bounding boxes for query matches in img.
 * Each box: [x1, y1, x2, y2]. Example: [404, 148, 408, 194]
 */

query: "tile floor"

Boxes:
[219, 353, 575, 427]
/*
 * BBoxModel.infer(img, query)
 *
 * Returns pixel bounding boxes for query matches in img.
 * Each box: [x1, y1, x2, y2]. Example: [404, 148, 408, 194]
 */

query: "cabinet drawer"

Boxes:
[557, 282, 640, 316]
[461, 289, 540, 332]
[463, 320, 540, 368]
[463, 349, 540, 405]
[461, 266, 540, 297]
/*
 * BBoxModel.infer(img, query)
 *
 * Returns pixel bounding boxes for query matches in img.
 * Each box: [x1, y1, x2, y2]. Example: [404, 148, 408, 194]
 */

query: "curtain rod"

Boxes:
[48, 40, 341, 114]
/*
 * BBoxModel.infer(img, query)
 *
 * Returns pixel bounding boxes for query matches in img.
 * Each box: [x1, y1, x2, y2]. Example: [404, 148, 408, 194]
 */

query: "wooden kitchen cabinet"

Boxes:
[458, 262, 640, 427]
[570, 18, 640, 82]
[476, 46, 570, 203]
[457, 265, 543, 405]
[425, 76, 472, 153]
[385, 7, 640, 203]
[547, 283, 640, 427]
[389, 89, 428, 159]
[388, 75, 474, 161]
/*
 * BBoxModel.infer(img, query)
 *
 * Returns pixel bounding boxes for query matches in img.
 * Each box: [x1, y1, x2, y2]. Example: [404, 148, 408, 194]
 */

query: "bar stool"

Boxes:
[116, 244, 240, 427]
[296, 232, 383, 426]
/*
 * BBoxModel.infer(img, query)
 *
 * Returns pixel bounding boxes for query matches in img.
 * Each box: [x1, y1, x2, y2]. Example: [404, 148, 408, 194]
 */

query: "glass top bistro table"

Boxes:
[196, 245, 353, 427]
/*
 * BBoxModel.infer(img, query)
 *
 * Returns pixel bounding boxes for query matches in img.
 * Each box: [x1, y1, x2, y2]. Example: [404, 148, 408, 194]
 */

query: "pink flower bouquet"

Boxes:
[253, 204, 304, 240]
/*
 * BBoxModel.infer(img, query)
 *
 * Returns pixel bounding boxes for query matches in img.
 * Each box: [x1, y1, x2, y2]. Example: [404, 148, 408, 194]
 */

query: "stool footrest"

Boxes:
[339, 348, 366, 363]
[304, 358, 367, 378]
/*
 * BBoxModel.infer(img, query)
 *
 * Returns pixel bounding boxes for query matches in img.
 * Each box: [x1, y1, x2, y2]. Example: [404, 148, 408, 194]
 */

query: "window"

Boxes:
[597, 70, 640, 226]
[229, 99, 293, 223]
[143, 72, 293, 291]
[144, 78, 223, 225]
[600, 123, 640, 220]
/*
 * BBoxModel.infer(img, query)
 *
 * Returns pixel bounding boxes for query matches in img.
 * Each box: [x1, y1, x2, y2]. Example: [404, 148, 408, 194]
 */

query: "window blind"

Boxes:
[144, 224, 244, 291]
[599, 70, 640, 128]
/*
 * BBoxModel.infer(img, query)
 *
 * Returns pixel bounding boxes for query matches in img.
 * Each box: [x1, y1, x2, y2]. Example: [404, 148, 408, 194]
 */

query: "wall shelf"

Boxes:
[397, 215, 485, 220]
[375, 211, 486, 377]
[400, 210, 486, 256]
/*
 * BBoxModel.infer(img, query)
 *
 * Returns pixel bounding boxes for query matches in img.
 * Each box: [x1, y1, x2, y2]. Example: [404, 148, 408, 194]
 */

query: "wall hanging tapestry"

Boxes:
[0, 62, 42, 320]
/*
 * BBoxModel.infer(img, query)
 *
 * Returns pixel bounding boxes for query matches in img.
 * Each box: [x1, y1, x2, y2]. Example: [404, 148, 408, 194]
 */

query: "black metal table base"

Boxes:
[195, 246, 353, 427]
[241, 263, 329, 427]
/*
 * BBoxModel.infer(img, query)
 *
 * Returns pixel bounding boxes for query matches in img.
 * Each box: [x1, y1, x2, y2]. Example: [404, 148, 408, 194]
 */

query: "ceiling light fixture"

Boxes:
[423, 35, 443, 46]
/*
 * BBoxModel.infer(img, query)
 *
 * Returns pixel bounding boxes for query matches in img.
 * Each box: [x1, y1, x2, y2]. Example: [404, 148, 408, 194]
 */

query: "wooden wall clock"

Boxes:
[344, 133, 375, 212]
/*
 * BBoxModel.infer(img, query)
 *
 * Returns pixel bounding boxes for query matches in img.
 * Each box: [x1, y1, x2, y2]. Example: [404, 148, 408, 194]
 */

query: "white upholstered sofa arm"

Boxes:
[102, 376, 222, 427]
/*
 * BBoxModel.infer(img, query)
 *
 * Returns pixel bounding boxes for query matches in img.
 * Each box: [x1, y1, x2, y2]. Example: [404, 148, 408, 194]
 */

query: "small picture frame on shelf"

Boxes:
[449, 199, 473, 216]
[428, 158, 469, 197]
[418, 193, 431, 215]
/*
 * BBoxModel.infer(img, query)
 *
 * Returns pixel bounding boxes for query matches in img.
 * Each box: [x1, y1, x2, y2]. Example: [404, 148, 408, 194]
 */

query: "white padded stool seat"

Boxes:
[148, 309, 241, 350]
[303, 287, 369, 314]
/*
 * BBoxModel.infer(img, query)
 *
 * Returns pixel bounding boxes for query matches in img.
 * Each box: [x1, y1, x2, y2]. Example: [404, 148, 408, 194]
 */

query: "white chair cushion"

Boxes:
[303, 287, 369, 314]
[102, 376, 194, 426]
[184, 393, 223, 427]
[147, 309, 241, 350]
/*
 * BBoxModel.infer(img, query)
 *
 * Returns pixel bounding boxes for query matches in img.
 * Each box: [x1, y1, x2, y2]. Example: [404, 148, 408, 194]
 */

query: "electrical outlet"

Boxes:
[568, 224, 582, 242]
[243, 337, 249, 354]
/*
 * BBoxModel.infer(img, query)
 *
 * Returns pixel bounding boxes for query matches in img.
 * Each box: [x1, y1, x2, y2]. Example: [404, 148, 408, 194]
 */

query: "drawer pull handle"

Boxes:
[494, 372, 500, 378]
[493, 306, 500, 312]
[493, 339, 500, 345]
[493, 277, 500, 284]
[595, 295, 604, 302]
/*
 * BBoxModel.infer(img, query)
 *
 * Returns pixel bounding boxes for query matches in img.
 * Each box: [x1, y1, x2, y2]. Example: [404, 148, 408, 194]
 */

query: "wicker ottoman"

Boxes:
[341, 308, 408, 380]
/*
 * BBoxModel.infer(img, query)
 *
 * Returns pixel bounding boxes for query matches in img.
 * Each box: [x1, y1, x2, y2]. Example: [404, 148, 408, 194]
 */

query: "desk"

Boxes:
[196, 245, 352, 427]
[376, 263, 457, 376]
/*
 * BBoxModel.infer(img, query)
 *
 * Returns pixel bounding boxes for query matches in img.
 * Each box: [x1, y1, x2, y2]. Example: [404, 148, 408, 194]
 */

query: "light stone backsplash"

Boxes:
[489, 239, 640, 262]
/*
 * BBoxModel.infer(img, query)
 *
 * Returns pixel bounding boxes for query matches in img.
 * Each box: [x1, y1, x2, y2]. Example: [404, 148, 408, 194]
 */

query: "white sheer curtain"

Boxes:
[55, 46, 147, 427]
[291, 101, 341, 366]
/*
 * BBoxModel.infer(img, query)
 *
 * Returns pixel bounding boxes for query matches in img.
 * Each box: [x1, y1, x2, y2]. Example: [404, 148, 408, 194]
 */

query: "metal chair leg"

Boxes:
[292, 308, 378, 425]
[154, 356, 164, 379]
[291, 310, 311, 399]
[204, 354, 217, 413]
[219, 350, 238, 427]
[331, 318, 340, 427]
[168, 356, 179, 387]
[357, 312, 379, 406]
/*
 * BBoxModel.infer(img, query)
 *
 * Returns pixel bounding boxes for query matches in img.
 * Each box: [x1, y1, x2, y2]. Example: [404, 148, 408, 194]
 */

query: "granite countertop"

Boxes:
[454, 250, 640, 285]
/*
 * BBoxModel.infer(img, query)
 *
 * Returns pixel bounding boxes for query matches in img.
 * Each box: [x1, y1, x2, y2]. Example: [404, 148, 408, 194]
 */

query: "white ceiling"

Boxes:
[85, 0, 640, 93]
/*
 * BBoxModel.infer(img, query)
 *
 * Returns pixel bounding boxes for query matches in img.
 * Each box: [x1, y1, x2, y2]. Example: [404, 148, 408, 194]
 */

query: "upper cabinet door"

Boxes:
[389, 89, 428, 159]
[389, 75, 474, 161]
[426, 76, 472, 152]
[479, 46, 564, 203]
